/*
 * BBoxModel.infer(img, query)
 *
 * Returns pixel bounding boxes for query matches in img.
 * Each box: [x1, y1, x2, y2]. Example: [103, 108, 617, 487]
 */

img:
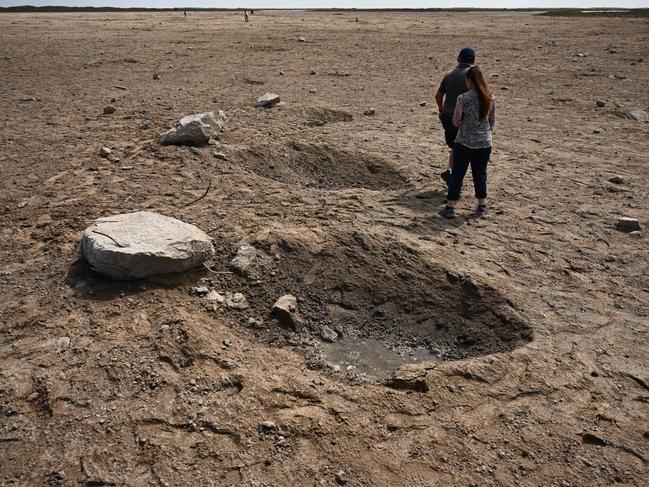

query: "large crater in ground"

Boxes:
[231, 142, 408, 190]
[222, 231, 534, 375]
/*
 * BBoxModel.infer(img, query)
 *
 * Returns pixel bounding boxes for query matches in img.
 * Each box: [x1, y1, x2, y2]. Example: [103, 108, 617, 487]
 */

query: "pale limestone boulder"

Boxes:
[256, 93, 281, 108]
[80, 211, 214, 280]
[158, 111, 225, 146]
[626, 109, 648, 122]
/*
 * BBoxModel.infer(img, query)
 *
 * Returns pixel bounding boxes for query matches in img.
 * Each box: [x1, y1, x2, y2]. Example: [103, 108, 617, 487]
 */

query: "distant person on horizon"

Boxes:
[244, 10, 249, 23]
[439, 65, 495, 219]
[435, 48, 475, 186]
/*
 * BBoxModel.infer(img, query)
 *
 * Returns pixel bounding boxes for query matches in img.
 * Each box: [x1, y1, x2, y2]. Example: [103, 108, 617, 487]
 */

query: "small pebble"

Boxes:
[608, 175, 624, 184]
[335, 471, 347, 485]
[103, 105, 116, 115]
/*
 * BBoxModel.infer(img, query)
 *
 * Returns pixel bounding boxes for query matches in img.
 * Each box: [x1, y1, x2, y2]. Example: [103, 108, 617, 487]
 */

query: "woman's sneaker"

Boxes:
[475, 205, 487, 217]
[439, 206, 456, 219]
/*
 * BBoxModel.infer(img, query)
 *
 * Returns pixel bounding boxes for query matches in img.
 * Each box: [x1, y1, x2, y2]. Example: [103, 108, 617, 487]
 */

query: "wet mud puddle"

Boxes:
[321, 337, 438, 377]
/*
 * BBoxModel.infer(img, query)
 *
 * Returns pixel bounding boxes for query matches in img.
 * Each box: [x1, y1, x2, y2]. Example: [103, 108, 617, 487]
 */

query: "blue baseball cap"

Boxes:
[458, 47, 476, 63]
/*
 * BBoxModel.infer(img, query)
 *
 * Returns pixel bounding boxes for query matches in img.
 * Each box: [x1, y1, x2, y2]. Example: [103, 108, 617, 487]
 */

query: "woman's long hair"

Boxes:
[466, 66, 493, 121]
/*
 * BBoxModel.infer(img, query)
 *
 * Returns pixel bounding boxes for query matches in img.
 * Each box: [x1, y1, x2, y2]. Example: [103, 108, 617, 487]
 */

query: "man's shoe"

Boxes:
[439, 206, 456, 219]
[475, 205, 487, 217]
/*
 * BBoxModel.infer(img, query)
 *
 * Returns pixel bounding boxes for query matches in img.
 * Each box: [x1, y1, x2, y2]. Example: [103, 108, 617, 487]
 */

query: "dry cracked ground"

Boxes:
[1, 10, 648, 487]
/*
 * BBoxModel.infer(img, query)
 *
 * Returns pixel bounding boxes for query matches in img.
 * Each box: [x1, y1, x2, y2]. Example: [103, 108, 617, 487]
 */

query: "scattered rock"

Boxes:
[419, 101, 427, 106]
[57, 336, 71, 349]
[51, 471, 66, 481]
[626, 109, 648, 122]
[158, 111, 226, 146]
[581, 431, 607, 446]
[139, 119, 151, 129]
[608, 175, 624, 184]
[297, 37, 306, 42]
[110, 97, 117, 103]
[256, 93, 281, 108]
[247, 317, 264, 328]
[335, 471, 347, 485]
[191, 286, 210, 296]
[230, 245, 257, 276]
[384, 364, 431, 392]
[103, 105, 116, 115]
[98, 147, 112, 158]
[213, 151, 228, 160]
[120, 166, 134, 171]
[320, 325, 338, 343]
[364, 108, 376, 116]
[16, 201, 27, 208]
[208, 138, 218, 145]
[615, 217, 641, 233]
[114, 85, 127, 90]
[260, 420, 276, 431]
[219, 358, 237, 370]
[309, 89, 317, 94]
[271, 294, 303, 329]
[309, 69, 317, 75]
[604, 254, 616, 262]
[79, 211, 215, 280]
[226, 293, 250, 310]
[152, 72, 161, 80]
[596, 100, 605, 107]
[19, 96, 36, 102]
[205, 290, 226, 304]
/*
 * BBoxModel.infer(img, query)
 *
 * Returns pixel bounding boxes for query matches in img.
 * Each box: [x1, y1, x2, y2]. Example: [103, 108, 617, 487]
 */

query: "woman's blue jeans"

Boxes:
[447, 143, 491, 201]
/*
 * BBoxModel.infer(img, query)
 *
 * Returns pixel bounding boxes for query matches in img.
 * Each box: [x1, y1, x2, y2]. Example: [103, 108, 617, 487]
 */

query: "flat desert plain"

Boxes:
[1, 9, 648, 486]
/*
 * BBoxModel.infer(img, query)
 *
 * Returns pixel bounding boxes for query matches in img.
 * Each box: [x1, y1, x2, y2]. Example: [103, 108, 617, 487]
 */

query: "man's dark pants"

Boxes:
[440, 113, 458, 149]
[447, 143, 491, 201]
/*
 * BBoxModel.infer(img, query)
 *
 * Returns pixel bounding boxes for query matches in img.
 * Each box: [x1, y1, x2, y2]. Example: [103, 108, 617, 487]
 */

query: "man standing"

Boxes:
[435, 48, 475, 185]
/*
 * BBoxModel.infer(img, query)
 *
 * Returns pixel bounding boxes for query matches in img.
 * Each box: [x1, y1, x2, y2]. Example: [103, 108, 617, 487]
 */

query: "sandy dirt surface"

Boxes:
[1, 9, 648, 486]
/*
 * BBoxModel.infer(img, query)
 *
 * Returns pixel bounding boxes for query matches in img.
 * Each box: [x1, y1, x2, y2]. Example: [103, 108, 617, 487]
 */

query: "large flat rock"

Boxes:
[79, 211, 215, 280]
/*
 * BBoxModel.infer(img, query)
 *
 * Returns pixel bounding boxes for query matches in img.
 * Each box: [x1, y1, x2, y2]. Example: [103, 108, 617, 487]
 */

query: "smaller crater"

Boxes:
[231, 141, 408, 190]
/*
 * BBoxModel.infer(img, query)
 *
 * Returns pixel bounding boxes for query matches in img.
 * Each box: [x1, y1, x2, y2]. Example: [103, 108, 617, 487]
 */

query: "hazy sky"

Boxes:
[1, 0, 647, 8]
[0, 0, 649, 8]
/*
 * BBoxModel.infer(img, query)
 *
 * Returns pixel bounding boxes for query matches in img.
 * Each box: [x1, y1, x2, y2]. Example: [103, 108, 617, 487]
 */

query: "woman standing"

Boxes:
[440, 66, 495, 219]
